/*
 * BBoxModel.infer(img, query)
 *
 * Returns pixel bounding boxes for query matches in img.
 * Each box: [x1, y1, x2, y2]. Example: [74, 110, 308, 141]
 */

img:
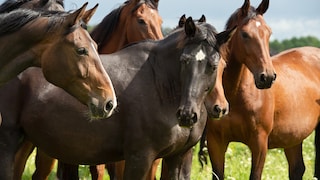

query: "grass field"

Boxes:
[22, 132, 316, 180]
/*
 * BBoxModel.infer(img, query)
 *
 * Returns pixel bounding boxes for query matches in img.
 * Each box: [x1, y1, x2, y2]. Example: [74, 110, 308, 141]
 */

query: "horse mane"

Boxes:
[0, 0, 64, 13]
[177, 23, 218, 50]
[90, 0, 158, 52]
[0, 8, 71, 36]
[0, 9, 40, 35]
[0, 0, 30, 13]
[225, 6, 257, 30]
[40, 0, 64, 8]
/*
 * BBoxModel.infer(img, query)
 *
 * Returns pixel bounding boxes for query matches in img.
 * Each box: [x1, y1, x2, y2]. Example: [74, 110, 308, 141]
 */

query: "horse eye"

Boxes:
[76, 47, 88, 56]
[241, 31, 250, 39]
[137, 18, 147, 25]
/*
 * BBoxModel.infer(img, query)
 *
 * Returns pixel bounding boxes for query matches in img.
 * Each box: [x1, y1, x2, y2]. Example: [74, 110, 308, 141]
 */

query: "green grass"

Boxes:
[23, 133, 316, 179]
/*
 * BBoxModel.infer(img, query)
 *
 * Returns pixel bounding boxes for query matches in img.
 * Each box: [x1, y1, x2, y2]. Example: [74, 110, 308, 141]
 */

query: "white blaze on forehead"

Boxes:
[256, 21, 261, 27]
[195, 49, 206, 61]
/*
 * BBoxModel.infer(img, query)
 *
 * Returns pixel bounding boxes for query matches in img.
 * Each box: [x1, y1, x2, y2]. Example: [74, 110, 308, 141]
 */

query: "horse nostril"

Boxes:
[104, 100, 113, 112]
[260, 73, 267, 82]
[273, 73, 277, 81]
[191, 112, 198, 123]
[213, 105, 222, 114]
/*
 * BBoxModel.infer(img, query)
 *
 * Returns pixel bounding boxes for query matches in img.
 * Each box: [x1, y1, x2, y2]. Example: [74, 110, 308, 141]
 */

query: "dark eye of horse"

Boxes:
[205, 61, 215, 74]
[241, 31, 250, 39]
[76, 47, 88, 56]
[137, 18, 147, 25]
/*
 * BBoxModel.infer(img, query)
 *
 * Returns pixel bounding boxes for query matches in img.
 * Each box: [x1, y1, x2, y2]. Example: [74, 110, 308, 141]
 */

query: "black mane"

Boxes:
[0, 9, 40, 35]
[0, 8, 70, 36]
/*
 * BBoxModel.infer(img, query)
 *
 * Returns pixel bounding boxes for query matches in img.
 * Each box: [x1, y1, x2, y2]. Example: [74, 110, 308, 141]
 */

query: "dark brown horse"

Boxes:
[14, 0, 164, 179]
[0, 1, 117, 118]
[199, 0, 320, 179]
[1, 17, 234, 180]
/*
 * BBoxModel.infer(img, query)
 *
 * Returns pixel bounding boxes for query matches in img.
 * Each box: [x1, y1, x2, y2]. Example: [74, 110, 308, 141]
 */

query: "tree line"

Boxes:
[270, 36, 320, 55]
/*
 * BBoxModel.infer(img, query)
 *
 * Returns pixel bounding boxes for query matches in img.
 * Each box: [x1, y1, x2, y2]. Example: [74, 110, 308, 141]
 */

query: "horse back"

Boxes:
[268, 46, 320, 147]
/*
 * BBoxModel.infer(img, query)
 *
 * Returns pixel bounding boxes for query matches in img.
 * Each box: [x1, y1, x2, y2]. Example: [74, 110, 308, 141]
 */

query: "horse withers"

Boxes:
[0, 2, 117, 119]
[3, 17, 234, 179]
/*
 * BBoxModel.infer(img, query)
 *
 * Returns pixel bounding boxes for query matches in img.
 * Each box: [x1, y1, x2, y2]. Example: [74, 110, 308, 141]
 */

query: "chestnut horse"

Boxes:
[91, 0, 163, 54]
[0, 1, 117, 118]
[199, 0, 320, 179]
[13, 0, 163, 179]
[0, 17, 234, 179]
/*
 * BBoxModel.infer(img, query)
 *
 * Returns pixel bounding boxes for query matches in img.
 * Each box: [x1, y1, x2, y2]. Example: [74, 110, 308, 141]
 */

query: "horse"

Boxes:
[91, 0, 163, 54]
[199, 0, 320, 179]
[9, 0, 163, 179]
[0, 16, 234, 180]
[0, 2, 117, 119]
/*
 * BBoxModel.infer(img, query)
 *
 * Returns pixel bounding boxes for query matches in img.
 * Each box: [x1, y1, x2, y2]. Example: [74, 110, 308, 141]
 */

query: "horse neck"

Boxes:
[99, 22, 128, 54]
[0, 17, 51, 68]
[223, 39, 253, 99]
[152, 34, 183, 104]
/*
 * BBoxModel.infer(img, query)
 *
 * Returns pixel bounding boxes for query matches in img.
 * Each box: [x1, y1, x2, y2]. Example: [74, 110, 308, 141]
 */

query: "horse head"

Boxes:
[176, 16, 234, 127]
[226, 0, 276, 89]
[40, 3, 117, 119]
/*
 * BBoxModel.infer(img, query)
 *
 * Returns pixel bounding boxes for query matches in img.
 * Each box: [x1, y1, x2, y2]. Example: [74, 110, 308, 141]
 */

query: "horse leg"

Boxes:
[89, 164, 105, 180]
[106, 163, 116, 180]
[248, 132, 269, 180]
[161, 149, 193, 180]
[13, 140, 35, 180]
[123, 152, 155, 180]
[284, 143, 305, 180]
[56, 161, 79, 180]
[32, 148, 57, 180]
[115, 160, 125, 180]
[315, 123, 320, 178]
[147, 158, 160, 180]
[206, 125, 228, 180]
[0, 121, 23, 179]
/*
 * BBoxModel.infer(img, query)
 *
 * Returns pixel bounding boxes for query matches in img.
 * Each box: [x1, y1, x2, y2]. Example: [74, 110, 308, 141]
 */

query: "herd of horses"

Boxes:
[0, 0, 320, 179]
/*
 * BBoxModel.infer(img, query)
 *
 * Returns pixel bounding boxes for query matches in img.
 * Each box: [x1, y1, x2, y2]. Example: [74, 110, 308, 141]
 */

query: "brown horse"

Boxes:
[0, 1, 117, 118]
[0, 17, 234, 180]
[200, 0, 320, 179]
[14, 0, 163, 179]
[91, 0, 163, 54]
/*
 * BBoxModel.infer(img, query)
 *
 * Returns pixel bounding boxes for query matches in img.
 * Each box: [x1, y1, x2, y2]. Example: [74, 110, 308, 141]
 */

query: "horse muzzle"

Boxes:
[208, 104, 229, 119]
[176, 107, 198, 127]
[255, 71, 277, 89]
[88, 98, 116, 120]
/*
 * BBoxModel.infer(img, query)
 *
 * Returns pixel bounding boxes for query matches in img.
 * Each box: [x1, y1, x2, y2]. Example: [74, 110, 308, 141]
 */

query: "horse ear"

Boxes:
[199, 14, 206, 23]
[82, 4, 98, 24]
[65, 2, 87, 27]
[240, 0, 250, 17]
[185, 17, 196, 37]
[178, 14, 186, 28]
[216, 26, 237, 48]
[256, 0, 269, 15]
